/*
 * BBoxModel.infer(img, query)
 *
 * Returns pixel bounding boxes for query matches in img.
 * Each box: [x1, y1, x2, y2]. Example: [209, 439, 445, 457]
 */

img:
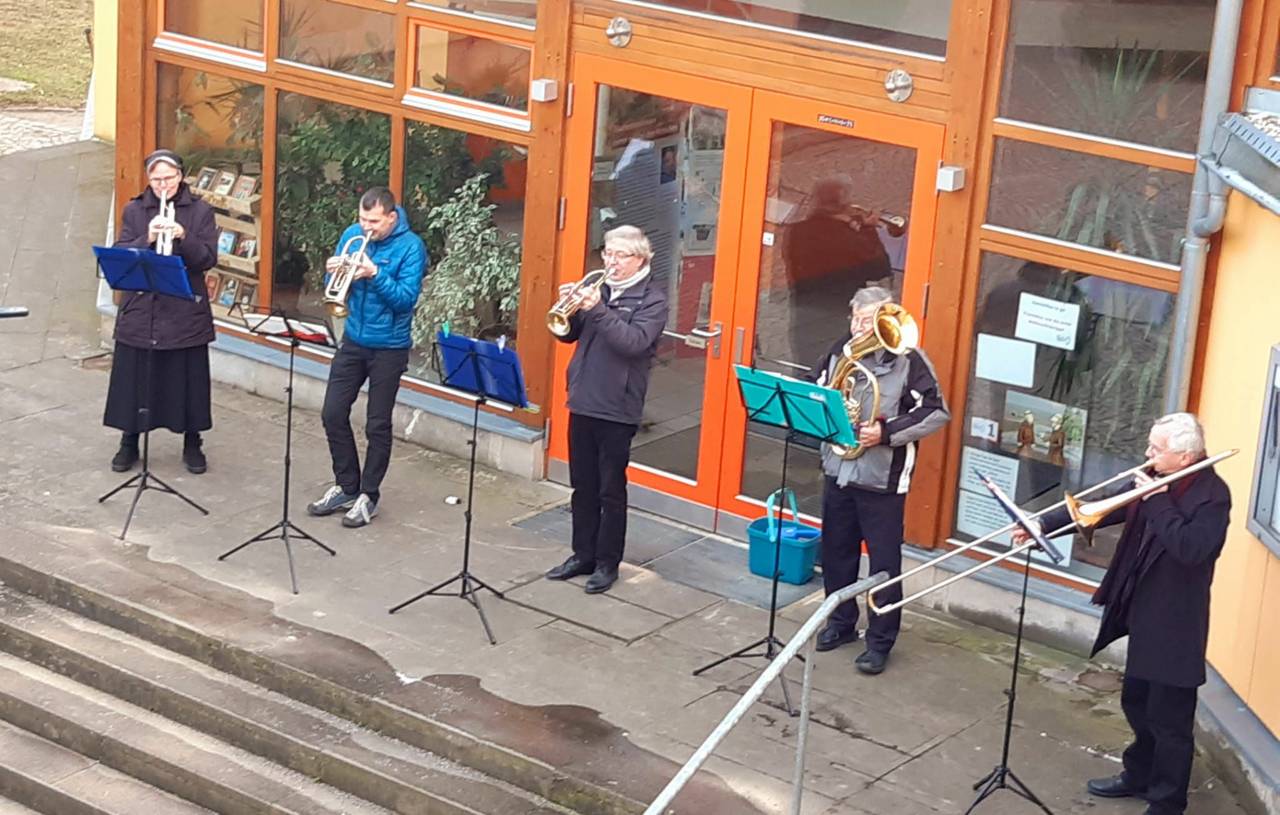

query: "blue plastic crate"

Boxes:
[747, 489, 820, 585]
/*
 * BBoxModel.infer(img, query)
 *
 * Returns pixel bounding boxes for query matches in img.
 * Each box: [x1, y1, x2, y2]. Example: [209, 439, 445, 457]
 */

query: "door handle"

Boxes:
[689, 323, 722, 357]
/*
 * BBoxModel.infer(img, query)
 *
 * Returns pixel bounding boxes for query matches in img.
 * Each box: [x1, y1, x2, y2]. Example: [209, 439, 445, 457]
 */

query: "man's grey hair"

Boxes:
[1153, 412, 1206, 456]
[603, 225, 653, 261]
[849, 286, 894, 311]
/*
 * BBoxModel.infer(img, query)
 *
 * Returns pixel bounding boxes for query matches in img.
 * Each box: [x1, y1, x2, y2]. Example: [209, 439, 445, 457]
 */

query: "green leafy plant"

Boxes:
[412, 173, 523, 351]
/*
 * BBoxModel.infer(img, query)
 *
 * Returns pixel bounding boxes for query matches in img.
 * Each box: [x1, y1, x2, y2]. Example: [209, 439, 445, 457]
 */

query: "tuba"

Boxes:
[826, 303, 919, 459]
[323, 232, 372, 319]
[155, 191, 177, 256]
[547, 269, 608, 336]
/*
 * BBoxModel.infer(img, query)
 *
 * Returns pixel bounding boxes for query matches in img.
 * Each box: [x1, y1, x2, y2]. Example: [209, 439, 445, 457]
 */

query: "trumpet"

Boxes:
[864, 449, 1238, 616]
[323, 232, 371, 319]
[850, 206, 907, 231]
[155, 191, 177, 256]
[547, 269, 608, 336]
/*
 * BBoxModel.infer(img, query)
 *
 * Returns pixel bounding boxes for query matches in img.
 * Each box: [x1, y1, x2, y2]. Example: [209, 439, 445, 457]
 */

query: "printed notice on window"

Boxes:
[974, 334, 1036, 387]
[1015, 293, 1080, 351]
[955, 490, 1073, 567]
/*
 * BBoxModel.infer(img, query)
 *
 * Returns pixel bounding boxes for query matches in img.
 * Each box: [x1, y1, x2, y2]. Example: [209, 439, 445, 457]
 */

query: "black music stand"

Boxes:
[961, 473, 1066, 815]
[388, 329, 528, 645]
[693, 365, 857, 715]
[218, 306, 337, 593]
[95, 246, 210, 539]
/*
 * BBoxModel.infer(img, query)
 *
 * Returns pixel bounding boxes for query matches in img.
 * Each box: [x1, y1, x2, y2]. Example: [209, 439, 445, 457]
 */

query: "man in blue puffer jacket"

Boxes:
[307, 187, 428, 528]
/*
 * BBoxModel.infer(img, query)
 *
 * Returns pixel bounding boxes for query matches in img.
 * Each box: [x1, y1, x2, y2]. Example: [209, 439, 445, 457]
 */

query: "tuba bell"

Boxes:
[826, 303, 919, 459]
[323, 232, 372, 319]
[547, 269, 608, 337]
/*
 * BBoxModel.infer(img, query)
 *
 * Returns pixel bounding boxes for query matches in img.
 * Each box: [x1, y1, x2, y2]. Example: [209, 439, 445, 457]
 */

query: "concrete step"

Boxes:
[0, 652, 400, 815]
[0, 720, 211, 815]
[0, 587, 570, 815]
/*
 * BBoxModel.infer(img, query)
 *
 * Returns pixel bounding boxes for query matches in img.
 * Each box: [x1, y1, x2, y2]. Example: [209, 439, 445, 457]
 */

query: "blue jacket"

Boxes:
[332, 206, 428, 349]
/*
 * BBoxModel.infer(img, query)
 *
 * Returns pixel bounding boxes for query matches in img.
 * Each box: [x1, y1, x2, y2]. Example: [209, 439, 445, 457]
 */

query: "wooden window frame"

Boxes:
[404, 19, 535, 133]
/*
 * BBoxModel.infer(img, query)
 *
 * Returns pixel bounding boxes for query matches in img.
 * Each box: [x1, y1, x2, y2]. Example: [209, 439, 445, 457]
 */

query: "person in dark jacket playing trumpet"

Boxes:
[545, 225, 669, 594]
[103, 149, 219, 474]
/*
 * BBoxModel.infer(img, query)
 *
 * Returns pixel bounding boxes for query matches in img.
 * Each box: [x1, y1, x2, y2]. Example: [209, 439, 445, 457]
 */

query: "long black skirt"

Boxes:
[103, 342, 213, 434]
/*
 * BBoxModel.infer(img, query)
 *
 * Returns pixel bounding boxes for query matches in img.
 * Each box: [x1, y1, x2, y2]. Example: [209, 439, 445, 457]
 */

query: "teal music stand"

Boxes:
[694, 364, 857, 714]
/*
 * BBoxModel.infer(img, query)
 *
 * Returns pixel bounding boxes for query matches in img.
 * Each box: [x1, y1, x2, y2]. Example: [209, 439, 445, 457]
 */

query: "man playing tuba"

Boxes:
[809, 286, 949, 675]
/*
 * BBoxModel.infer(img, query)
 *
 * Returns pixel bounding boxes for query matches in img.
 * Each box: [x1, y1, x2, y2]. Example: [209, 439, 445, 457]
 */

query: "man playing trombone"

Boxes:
[811, 286, 949, 675]
[1013, 413, 1231, 815]
[306, 187, 427, 528]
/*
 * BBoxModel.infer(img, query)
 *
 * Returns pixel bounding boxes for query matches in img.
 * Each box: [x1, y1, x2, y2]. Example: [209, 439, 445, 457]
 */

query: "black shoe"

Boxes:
[110, 444, 139, 472]
[584, 564, 619, 594]
[815, 625, 859, 652]
[182, 436, 207, 474]
[1087, 774, 1145, 799]
[546, 556, 595, 581]
[854, 649, 890, 675]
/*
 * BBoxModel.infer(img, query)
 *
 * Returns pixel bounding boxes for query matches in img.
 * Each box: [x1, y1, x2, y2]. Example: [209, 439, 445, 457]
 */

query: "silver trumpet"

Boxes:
[155, 191, 177, 256]
[323, 232, 372, 319]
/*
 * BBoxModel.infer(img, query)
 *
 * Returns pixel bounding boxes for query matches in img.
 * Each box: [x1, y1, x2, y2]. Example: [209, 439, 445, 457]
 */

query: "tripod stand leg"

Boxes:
[99, 472, 143, 503]
[282, 525, 299, 595]
[285, 522, 336, 556]
[1004, 768, 1053, 815]
[387, 571, 463, 614]
[146, 471, 210, 515]
[461, 576, 497, 645]
[119, 473, 149, 539]
[693, 635, 771, 676]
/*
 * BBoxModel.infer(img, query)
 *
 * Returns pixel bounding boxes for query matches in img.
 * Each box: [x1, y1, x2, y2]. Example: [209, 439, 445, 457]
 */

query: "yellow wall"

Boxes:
[93, 0, 118, 141]
[1198, 192, 1280, 738]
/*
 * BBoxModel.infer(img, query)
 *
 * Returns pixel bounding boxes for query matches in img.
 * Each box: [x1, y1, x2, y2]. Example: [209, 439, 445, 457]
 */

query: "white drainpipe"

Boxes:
[1164, 0, 1246, 413]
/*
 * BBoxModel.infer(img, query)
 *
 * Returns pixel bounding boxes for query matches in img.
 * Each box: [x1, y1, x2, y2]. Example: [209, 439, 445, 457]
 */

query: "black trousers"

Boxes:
[820, 476, 906, 654]
[1120, 674, 1199, 814]
[321, 340, 408, 505]
[568, 413, 637, 568]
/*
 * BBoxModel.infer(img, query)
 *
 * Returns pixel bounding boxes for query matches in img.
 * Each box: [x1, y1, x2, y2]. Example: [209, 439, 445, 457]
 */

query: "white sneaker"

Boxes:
[307, 484, 357, 516]
[342, 494, 378, 528]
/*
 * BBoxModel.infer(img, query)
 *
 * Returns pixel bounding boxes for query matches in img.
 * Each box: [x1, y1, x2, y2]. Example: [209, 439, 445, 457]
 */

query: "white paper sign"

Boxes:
[955, 491, 1073, 567]
[970, 416, 999, 442]
[959, 446, 1019, 498]
[974, 334, 1036, 388]
[1015, 293, 1080, 350]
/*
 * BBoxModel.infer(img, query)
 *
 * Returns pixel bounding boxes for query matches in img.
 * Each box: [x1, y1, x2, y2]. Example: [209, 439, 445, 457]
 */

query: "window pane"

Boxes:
[403, 123, 527, 382]
[954, 253, 1175, 580]
[408, 0, 536, 26]
[632, 1, 950, 57]
[280, 0, 396, 83]
[987, 139, 1191, 265]
[415, 28, 531, 111]
[158, 64, 265, 313]
[164, 0, 263, 51]
[272, 93, 390, 319]
[999, 0, 1213, 152]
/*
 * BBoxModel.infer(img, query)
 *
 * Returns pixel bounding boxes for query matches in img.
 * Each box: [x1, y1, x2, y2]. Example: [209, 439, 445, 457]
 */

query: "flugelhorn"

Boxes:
[864, 449, 1237, 616]
[826, 303, 919, 459]
[547, 269, 608, 337]
[155, 191, 177, 256]
[323, 232, 371, 319]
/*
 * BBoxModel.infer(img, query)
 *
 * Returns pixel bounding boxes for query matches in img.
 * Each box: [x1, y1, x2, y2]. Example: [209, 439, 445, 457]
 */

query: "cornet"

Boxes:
[323, 232, 372, 319]
[155, 191, 177, 256]
[547, 269, 608, 337]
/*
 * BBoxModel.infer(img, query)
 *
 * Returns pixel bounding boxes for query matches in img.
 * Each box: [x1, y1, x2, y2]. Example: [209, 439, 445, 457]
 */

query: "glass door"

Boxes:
[549, 55, 752, 523]
[717, 92, 945, 528]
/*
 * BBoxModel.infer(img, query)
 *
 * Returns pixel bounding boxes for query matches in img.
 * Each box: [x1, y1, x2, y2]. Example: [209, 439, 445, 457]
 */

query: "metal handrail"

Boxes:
[644, 571, 890, 815]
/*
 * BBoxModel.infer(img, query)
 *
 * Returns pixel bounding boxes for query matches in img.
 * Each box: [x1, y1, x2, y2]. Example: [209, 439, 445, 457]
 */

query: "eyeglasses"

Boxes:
[602, 249, 637, 259]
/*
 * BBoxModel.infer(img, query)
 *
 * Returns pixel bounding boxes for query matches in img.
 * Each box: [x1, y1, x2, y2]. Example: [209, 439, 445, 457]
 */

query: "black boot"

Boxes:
[111, 432, 139, 472]
[182, 432, 207, 474]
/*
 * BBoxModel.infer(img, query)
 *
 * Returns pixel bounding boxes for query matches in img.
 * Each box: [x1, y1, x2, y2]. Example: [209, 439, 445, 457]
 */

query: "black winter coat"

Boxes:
[113, 184, 217, 350]
[1041, 466, 1231, 688]
[557, 274, 668, 426]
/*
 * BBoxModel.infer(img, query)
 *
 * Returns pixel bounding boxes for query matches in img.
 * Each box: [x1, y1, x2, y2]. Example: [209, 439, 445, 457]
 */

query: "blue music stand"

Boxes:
[94, 245, 209, 539]
[389, 329, 527, 644]
[694, 365, 856, 714]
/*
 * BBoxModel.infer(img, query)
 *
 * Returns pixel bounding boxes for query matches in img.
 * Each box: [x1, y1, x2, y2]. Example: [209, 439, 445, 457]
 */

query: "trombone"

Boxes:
[866, 449, 1238, 616]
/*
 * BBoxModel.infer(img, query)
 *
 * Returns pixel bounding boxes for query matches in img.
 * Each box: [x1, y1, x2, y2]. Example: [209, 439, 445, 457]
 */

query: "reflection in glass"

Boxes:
[1000, 0, 1213, 152]
[272, 93, 390, 320]
[954, 252, 1175, 579]
[583, 87, 729, 482]
[739, 124, 917, 515]
[404, 124, 527, 381]
[987, 138, 1192, 265]
[279, 0, 396, 83]
[415, 28, 531, 110]
[408, 0, 536, 26]
[164, 0, 263, 51]
[633, 0, 950, 56]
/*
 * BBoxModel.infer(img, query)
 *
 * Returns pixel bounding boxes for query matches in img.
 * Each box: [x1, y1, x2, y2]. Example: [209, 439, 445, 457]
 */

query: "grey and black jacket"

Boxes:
[558, 275, 669, 426]
[809, 333, 950, 493]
